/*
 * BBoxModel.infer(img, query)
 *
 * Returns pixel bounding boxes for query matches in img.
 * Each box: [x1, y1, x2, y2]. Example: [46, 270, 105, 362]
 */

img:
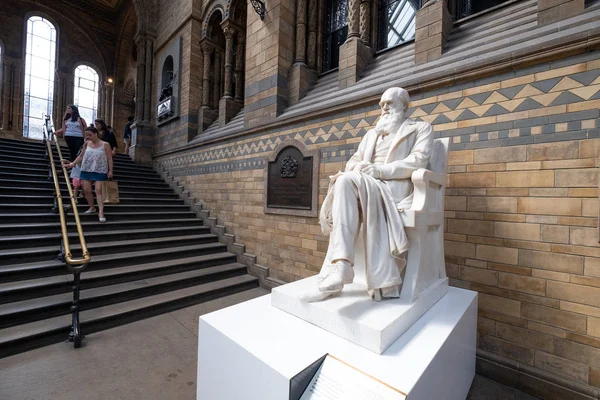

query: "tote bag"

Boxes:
[102, 180, 120, 204]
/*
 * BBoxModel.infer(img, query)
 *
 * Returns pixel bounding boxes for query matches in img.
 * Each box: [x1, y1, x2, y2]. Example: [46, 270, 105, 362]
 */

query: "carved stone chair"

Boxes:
[354, 137, 450, 302]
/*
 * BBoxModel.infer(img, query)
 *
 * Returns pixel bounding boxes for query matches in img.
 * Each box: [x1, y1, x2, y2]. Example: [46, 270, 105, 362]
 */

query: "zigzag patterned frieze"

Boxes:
[159, 61, 600, 176]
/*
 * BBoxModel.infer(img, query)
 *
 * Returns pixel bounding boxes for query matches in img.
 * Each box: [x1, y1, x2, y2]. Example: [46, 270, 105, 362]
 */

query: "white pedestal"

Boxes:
[271, 276, 448, 354]
[197, 287, 477, 400]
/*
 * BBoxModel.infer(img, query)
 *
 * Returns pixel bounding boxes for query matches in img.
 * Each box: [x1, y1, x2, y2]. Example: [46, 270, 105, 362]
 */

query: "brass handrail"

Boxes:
[42, 118, 91, 270]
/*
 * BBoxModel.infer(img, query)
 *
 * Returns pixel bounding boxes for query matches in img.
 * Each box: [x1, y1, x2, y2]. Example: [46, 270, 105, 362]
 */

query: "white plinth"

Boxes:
[197, 287, 477, 400]
[271, 276, 448, 354]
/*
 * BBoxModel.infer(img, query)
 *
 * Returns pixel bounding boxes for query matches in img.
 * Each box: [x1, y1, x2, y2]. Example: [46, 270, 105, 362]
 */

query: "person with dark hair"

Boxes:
[63, 126, 113, 223]
[124, 116, 134, 154]
[54, 105, 87, 161]
[95, 119, 118, 157]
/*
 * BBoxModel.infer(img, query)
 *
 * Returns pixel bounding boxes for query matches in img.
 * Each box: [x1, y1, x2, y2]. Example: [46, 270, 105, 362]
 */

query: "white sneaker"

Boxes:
[318, 261, 354, 293]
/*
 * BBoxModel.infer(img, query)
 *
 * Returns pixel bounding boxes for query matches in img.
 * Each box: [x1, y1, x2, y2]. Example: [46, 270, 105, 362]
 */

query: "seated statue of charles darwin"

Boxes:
[314, 87, 433, 301]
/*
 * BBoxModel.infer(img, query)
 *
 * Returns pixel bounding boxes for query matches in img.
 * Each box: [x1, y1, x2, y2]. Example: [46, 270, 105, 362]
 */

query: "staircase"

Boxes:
[0, 137, 259, 358]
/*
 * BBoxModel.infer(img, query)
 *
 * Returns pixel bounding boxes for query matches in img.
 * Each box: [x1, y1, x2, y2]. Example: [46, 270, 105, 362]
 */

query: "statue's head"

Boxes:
[376, 87, 409, 135]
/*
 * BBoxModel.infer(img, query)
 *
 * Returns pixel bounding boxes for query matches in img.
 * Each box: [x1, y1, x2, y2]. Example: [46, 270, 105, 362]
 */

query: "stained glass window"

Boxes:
[23, 16, 56, 139]
[74, 65, 99, 124]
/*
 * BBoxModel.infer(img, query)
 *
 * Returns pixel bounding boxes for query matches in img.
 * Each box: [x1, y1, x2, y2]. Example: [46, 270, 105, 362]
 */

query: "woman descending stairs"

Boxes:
[0, 137, 259, 358]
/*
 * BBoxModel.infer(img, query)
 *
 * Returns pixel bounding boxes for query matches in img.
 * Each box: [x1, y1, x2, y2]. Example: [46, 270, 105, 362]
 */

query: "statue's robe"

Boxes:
[319, 118, 433, 290]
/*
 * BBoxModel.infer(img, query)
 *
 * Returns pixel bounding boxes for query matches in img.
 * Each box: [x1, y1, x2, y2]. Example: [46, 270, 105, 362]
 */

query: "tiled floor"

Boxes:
[0, 287, 538, 400]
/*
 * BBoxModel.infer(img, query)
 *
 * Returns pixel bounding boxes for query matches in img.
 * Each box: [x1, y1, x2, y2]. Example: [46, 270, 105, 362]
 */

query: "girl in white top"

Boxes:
[64, 126, 113, 223]
[54, 105, 87, 162]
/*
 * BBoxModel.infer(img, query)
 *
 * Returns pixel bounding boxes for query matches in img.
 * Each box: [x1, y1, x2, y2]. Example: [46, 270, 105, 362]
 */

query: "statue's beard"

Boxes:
[376, 112, 405, 136]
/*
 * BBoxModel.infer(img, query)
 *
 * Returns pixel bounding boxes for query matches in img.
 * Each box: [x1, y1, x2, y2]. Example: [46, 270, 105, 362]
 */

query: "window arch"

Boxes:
[23, 16, 57, 139]
[73, 65, 100, 124]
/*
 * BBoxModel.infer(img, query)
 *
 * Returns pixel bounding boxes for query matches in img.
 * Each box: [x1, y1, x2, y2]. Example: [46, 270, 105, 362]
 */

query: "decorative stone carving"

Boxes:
[360, 0, 371, 45]
[347, 0, 361, 39]
[264, 139, 319, 217]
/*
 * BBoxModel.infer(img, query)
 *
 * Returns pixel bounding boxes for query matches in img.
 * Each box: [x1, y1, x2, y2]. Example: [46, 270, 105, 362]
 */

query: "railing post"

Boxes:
[68, 270, 83, 348]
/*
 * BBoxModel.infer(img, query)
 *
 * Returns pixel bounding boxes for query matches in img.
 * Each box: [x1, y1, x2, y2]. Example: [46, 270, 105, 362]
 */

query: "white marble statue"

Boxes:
[311, 87, 434, 301]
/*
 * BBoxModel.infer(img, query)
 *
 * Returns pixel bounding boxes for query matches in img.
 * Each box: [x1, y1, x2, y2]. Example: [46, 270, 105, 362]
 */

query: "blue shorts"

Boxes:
[80, 171, 108, 181]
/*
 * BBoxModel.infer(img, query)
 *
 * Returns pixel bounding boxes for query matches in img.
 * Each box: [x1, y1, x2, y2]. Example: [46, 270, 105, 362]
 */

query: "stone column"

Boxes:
[414, 0, 452, 65]
[219, 24, 243, 126]
[360, 0, 371, 45]
[290, 0, 317, 105]
[307, 0, 317, 70]
[295, 0, 308, 64]
[1, 60, 9, 131]
[222, 26, 236, 98]
[213, 50, 222, 108]
[199, 40, 218, 134]
[347, 0, 361, 39]
[338, 0, 373, 88]
[130, 32, 155, 165]
[201, 41, 213, 108]
[538, 0, 584, 26]
[235, 32, 245, 103]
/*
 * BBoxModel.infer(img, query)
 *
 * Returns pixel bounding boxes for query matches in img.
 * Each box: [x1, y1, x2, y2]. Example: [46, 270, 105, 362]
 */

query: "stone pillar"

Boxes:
[360, 0, 371, 45]
[213, 50, 222, 109]
[222, 26, 236, 98]
[538, 0, 585, 26]
[414, 0, 453, 65]
[347, 0, 361, 39]
[1, 60, 10, 131]
[130, 31, 155, 165]
[201, 41, 213, 108]
[234, 32, 245, 103]
[338, 0, 374, 89]
[307, 0, 317, 69]
[219, 24, 243, 126]
[289, 0, 317, 105]
[103, 82, 113, 124]
[199, 40, 218, 134]
[295, 0, 308, 64]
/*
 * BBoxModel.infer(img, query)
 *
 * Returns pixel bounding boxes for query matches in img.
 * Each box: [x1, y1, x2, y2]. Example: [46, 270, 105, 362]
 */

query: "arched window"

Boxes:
[73, 65, 99, 124]
[377, 0, 419, 51]
[23, 16, 57, 139]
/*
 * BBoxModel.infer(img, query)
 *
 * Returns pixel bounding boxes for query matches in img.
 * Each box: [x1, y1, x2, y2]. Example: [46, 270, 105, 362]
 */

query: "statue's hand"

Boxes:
[352, 161, 371, 172]
[361, 164, 382, 179]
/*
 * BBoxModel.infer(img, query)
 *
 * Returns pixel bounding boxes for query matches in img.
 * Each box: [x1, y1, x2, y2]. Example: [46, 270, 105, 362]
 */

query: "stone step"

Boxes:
[0, 185, 180, 198]
[0, 233, 219, 265]
[0, 274, 258, 358]
[0, 242, 230, 284]
[0, 202, 191, 214]
[0, 194, 184, 205]
[0, 225, 211, 250]
[0, 210, 197, 224]
[0, 162, 161, 178]
[0, 178, 174, 192]
[0, 262, 248, 329]
[0, 217, 202, 236]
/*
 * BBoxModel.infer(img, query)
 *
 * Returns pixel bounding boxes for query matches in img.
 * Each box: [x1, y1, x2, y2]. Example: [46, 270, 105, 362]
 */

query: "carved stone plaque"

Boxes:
[265, 140, 319, 217]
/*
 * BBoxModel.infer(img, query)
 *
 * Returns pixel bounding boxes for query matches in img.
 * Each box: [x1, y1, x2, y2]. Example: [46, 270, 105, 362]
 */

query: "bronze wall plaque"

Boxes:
[264, 140, 319, 217]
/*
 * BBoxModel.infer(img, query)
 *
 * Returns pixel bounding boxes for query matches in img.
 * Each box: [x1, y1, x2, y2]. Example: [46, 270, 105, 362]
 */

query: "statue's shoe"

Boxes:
[318, 263, 354, 293]
[315, 263, 335, 285]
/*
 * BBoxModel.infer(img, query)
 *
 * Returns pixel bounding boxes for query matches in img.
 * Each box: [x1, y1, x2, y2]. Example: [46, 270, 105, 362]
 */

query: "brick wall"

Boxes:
[156, 49, 600, 385]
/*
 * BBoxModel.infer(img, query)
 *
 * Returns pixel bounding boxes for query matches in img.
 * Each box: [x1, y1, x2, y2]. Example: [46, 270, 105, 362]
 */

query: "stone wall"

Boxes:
[156, 49, 600, 386]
